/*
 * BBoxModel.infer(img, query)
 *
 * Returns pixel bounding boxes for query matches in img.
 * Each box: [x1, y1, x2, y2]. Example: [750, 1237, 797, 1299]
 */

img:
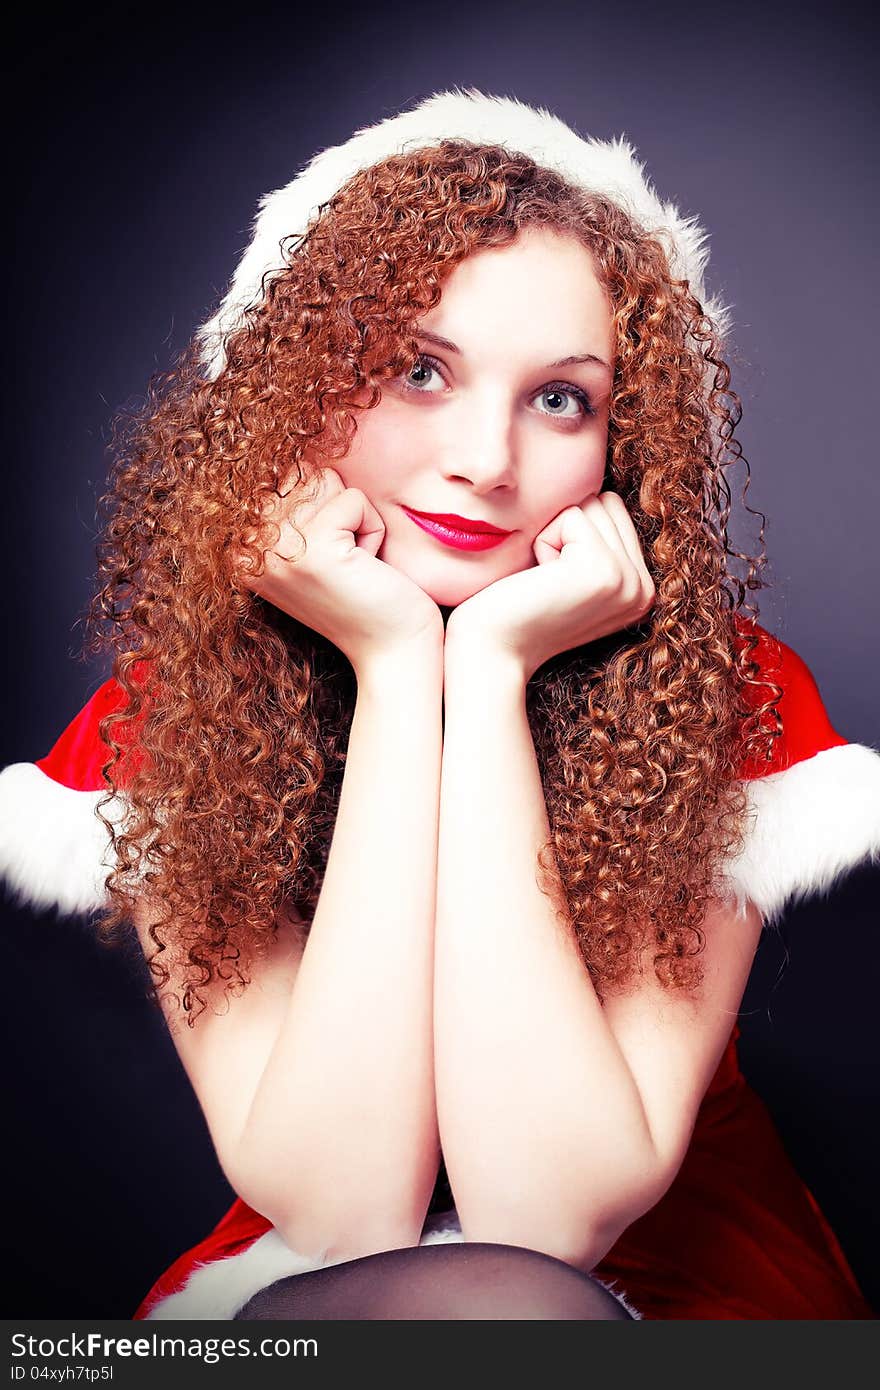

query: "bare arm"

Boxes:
[137, 635, 444, 1265]
[435, 639, 763, 1272]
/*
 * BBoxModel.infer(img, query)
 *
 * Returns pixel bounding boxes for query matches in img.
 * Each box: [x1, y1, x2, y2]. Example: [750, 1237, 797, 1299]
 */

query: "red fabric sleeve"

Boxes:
[732, 616, 848, 779]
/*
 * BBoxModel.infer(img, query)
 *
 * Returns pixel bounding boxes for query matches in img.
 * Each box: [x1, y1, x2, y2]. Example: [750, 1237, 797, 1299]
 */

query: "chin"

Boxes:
[411, 571, 497, 610]
[381, 542, 488, 606]
[382, 534, 533, 609]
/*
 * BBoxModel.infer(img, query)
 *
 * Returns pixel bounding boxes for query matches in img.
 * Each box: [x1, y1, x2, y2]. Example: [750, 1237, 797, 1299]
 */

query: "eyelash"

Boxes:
[400, 354, 597, 419]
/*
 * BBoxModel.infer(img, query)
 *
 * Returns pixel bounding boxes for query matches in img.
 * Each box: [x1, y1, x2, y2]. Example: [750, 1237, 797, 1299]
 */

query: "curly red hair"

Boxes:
[83, 142, 781, 1022]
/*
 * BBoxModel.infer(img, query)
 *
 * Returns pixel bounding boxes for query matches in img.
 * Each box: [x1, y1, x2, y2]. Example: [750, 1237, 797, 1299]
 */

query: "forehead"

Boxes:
[418, 226, 613, 361]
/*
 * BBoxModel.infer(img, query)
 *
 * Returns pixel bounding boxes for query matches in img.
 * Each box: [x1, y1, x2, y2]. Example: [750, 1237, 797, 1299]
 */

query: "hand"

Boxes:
[235, 467, 444, 675]
[445, 492, 656, 681]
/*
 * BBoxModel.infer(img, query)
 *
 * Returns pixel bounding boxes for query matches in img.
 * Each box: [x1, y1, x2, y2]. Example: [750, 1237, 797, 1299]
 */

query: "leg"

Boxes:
[235, 1242, 636, 1320]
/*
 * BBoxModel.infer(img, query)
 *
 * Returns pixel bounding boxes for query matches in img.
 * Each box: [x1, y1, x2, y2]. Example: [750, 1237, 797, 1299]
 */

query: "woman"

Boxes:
[1, 90, 877, 1320]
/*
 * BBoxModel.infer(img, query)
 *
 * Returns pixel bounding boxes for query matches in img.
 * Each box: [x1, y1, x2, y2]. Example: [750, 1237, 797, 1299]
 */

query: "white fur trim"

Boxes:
[145, 1229, 338, 1320]
[0, 762, 129, 916]
[197, 86, 731, 380]
[145, 1210, 466, 1319]
[590, 1276, 644, 1319]
[717, 742, 880, 928]
[145, 1207, 642, 1320]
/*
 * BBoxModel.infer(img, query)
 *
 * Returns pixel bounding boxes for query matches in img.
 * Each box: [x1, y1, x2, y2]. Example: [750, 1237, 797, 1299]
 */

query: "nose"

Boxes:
[442, 388, 518, 492]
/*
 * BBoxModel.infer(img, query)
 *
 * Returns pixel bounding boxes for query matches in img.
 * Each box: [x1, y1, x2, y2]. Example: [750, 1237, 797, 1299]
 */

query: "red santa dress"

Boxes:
[1, 617, 877, 1320]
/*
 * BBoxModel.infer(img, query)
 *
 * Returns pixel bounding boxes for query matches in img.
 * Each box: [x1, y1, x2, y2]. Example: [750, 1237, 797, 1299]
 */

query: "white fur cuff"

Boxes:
[0, 763, 116, 917]
[717, 743, 880, 927]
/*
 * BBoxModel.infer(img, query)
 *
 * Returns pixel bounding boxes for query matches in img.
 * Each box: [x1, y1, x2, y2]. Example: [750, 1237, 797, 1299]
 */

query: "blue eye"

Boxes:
[535, 384, 597, 419]
[400, 354, 446, 393]
[398, 356, 597, 420]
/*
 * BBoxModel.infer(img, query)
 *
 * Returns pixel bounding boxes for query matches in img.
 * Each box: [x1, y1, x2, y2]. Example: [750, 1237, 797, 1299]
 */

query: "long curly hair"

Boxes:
[83, 141, 782, 1022]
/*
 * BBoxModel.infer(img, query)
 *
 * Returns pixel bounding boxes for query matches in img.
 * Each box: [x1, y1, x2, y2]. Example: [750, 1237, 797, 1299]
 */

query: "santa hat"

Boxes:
[195, 86, 733, 382]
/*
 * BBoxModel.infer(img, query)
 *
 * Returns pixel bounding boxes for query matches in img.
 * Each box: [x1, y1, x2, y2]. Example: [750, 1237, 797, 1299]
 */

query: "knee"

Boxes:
[395, 1242, 636, 1320]
[474, 1243, 634, 1318]
[234, 1241, 637, 1321]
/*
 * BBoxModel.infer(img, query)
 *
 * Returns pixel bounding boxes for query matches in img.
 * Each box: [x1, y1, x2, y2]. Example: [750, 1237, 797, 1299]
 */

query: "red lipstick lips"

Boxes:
[402, 506, 511, 552]
[411, 510, 510, 535]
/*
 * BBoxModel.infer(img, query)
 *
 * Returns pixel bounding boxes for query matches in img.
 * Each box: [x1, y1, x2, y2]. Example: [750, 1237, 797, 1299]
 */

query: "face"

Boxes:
[337, 225, 615, 610]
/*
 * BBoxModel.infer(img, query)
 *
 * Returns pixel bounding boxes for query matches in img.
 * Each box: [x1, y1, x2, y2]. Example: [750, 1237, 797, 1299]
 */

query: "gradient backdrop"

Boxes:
[2, 0, 878, 1317]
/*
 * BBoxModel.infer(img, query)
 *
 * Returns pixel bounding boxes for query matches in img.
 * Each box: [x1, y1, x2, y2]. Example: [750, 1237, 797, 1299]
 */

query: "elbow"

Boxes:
[217, 1143, 278, 1227]
[457, 1207, 606, 1274]
[268, 1187, 425, 1265]
[273, 1208, 423, 1267]
[583, 1153, 680, 1268]
[458, 1198, 621, 1274]
[586, 1149, 679, 1259]
[457, 1208, 638, 1278]
[226, 1157, 425, 1266]
[456, 1158, 675, 1276]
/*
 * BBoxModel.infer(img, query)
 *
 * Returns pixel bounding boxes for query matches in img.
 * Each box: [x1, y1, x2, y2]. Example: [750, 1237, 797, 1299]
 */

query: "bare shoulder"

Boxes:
[130, 894, 308, 1033]
[602, 894, 764, 1030]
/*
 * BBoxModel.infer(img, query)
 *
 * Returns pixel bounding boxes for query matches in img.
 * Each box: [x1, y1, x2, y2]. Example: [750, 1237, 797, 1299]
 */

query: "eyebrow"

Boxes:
[414, 327, 612, 373]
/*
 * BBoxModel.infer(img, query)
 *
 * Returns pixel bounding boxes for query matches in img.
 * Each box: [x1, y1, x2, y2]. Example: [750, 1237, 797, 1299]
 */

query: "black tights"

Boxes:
[234, 1243, 635, 1320]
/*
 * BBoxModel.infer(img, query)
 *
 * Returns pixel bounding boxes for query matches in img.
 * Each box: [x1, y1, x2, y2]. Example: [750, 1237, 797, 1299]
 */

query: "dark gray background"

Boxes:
[2, 1, 877, 1317]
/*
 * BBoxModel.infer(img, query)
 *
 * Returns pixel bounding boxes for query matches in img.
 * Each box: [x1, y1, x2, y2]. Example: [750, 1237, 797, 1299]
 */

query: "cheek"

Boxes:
[532, 434, 609, 523]
[336, 412, 418, 497]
